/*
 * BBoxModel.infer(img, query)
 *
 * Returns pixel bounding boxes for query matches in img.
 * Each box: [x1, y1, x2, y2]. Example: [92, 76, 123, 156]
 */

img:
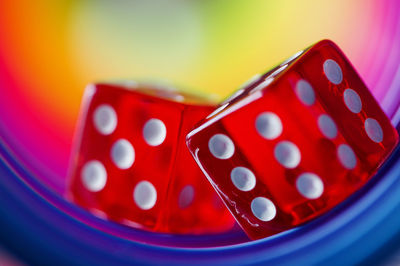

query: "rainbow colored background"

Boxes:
[1, 0, 400, 195]
[1, 1, 400, 265]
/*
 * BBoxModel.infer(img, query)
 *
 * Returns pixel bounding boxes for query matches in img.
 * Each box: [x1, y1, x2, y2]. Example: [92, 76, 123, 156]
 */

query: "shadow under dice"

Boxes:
[186, 40, 399, 240]
[67, 82, 235, 234]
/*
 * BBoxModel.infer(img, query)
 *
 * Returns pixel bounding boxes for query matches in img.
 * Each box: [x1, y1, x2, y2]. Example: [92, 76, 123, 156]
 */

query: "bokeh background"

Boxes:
[0, 0, 400, 264]
[1, 0, 400, 194]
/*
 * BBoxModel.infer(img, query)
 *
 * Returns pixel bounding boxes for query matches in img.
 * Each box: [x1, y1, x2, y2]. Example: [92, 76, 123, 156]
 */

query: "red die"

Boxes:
[186, 40, 399, 240]
[67, 82, 235, 234]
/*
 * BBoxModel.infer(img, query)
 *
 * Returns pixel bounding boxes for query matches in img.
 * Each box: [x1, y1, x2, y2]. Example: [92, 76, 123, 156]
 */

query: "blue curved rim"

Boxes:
[0, 127, 400, 265]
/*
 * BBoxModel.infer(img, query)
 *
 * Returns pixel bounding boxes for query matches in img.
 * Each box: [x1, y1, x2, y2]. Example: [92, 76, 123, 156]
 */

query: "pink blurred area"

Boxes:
[0, 0, 399, 195]
[0, 248, 25, 266]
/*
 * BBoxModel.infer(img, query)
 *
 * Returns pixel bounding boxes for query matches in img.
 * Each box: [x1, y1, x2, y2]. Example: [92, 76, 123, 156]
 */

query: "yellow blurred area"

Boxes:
[2, 0, 373, 124]
[69, 0, 361, 96]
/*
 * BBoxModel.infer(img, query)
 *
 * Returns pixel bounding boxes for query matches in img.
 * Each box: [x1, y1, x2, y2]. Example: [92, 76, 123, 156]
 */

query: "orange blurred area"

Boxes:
[0, 0, 392, 187]
[0, 1, 378, 127]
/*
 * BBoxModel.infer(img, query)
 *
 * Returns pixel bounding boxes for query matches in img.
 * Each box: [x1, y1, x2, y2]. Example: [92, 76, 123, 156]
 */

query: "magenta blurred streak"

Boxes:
[362, 0, 400, 108]
[380, 16, 400, 122]
[0, 64, 67, 194]
[373, 0, 400, 119]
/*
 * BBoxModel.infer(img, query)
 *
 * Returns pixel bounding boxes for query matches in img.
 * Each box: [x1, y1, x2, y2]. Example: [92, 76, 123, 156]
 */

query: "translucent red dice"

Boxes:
[67, 82, 235, 234]
[186, 40, 399, 240]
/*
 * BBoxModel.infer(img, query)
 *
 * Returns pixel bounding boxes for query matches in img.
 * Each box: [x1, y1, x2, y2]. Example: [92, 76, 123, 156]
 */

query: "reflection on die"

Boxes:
[186, 40, 399, 240]
[67, 81, 235, 234]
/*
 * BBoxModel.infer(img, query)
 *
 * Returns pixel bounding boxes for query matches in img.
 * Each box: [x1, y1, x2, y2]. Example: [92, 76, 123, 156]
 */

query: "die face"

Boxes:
[68, 83, 235, 234]
[298, 40, 399, 166]
[291, 40, 399, 171]
[69, 84, 182, 229]
[187, 93, 302, 239]
[186, 40, 399, 239]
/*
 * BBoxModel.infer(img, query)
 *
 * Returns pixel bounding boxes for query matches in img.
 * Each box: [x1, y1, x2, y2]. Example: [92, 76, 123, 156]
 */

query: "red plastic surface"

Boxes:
[186, 40, 399, 239]
[67, 83, 235, 234]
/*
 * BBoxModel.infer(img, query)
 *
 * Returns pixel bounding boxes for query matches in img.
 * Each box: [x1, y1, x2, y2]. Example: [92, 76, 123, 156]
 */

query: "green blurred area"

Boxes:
[68, 0, 359, 98]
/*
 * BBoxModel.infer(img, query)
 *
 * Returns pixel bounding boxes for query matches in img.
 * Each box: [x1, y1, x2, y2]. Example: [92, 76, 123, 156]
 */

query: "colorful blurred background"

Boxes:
[1, 0, 400, 194]
[0, 0, 400, 264]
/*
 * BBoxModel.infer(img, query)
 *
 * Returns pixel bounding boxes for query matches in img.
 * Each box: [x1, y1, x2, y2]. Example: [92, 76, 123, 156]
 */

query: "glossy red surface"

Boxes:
[186, 40, 399, 240]
[67, 82, 235, 234]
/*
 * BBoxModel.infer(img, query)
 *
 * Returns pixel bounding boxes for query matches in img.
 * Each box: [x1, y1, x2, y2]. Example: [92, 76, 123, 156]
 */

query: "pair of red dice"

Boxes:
[67, 40, 399, 239]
